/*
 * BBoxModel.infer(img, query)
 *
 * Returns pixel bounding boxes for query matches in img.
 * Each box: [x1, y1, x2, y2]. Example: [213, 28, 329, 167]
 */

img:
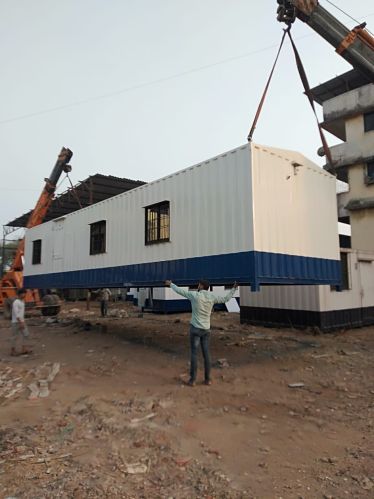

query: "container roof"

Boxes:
[310, 69, 371, 105]
[6, 174, 145, 228]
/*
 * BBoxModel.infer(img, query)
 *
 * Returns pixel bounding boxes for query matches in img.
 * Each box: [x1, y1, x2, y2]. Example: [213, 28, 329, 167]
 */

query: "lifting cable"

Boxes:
[247, 29, 288, 142]
[248, 27, 334, 168]
[66, 173, 83, 209]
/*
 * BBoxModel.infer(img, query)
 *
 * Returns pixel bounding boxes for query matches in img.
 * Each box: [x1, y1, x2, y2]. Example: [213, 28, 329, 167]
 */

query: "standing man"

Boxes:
[11, 288, 32, 356]
[99, 288, 112, 317]
[165, 279, 238, 386]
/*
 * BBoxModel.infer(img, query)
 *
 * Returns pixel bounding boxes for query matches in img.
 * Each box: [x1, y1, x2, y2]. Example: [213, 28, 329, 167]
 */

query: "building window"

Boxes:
[340, 252, 350, 290]
[365, 161, 374, 185]
[32, 239, 42, 265]
[331, 252, 350, 292]
[337, 168, 348, 184]
[364, 111, 374, 132]
[145, 201, 170, 245]
[90, 220, 106, 255]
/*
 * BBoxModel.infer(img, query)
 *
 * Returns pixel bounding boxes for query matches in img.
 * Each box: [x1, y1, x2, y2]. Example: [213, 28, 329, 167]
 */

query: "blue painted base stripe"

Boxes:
[24, 251, 341, 290]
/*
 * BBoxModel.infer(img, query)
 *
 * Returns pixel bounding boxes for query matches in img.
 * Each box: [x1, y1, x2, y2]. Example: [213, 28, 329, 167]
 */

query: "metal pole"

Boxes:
[1, 225, 6, 278]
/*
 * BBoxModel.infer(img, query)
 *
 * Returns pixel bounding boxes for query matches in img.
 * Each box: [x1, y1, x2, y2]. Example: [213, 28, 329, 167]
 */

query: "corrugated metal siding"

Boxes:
[252, 145, 339, 260]
[25, 144, 253, 276]
[241, 251, 374, 314]
[241, 285, 320, 312]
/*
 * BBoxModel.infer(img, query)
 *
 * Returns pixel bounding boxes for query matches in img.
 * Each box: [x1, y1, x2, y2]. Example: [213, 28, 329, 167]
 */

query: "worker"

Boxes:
[86, 289, 91, 311]
[98, 288, 112, 317]
[11, 288, 32, 356]
[165, 279, 238, 386]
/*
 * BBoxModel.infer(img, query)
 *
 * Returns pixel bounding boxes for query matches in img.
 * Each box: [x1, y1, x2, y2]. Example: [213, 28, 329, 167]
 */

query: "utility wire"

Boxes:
[324, 0, 363, 25]
[0, 34, 313, 125]
[323, 0, 374, 36]
[1, 7, 373, 126]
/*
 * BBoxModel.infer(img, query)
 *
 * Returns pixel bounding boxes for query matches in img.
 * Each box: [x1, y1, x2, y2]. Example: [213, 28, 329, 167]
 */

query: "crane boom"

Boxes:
[11, 147, 73, 271]
[276, 0, 374, 82]
[0, 147, 73, 315]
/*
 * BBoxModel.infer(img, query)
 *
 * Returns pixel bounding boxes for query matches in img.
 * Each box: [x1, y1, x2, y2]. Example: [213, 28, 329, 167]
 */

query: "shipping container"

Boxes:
[240, 249, 374, 331]
[24, 143, 341, 290]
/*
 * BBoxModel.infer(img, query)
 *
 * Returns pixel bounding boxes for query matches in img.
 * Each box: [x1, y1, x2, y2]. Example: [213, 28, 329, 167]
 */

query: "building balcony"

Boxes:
[329, 137, 374, 169]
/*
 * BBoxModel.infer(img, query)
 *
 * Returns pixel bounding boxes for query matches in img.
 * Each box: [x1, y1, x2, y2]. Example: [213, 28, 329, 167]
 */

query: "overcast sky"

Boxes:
[1, 0, 374, 231]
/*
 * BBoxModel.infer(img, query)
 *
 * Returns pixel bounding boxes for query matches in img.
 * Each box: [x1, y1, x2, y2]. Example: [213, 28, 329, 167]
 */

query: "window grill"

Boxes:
[90, 220, 106, 255]
[145, 201, 170, 245]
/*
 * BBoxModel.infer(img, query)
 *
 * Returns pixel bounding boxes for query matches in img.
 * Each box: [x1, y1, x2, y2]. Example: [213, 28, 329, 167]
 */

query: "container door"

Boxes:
[359, 260, 374, 324]
[52, 219, 65, 272]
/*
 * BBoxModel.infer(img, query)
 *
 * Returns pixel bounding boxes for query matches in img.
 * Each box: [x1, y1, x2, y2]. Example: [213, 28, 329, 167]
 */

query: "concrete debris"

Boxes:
[26, 363, 61, 399]
[46, 317, 58, 324]
[125, 462, 148, 474]
[38, 380, 50, 398]
[47, 362, 60, 383]
[130, 413, 156, 425]
[159, 399, 174, 410]
[0, 368, 23, 401]
[288, 383, 305, 388]
[108, 308, 129, 318]
[28, 382, 40, 400]
[215, 358, 230, 368]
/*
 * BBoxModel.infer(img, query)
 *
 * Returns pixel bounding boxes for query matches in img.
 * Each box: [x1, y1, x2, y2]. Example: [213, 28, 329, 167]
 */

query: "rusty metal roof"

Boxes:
[6, 174, 145, 228]
[310, 69, 371, 105]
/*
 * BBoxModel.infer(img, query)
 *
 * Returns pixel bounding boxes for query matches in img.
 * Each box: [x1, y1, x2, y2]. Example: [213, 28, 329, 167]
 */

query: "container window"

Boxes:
[90, 220, 106, 255]
[365, 161, 374, 185]
[364, 111, 374, 132]
[145, 201, 170, 244]
[32, 239, 42, 265]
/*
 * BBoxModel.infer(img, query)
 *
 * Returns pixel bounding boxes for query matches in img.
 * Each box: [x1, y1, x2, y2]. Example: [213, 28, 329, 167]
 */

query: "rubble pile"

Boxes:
[0, 362, 61, 405]
[0, 394, 244, 498]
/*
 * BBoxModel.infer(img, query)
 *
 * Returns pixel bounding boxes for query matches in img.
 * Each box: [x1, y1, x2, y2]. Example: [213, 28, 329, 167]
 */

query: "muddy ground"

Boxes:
[0, 300, 373, 498]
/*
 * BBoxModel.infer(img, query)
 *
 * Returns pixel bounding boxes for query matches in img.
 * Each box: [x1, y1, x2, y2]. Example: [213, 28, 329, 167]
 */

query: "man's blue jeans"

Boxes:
[189, 325, 211, 382]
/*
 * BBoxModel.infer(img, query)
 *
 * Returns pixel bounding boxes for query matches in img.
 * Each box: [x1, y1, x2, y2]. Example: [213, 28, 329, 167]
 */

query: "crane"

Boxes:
[276, 1, 374, 81]
[0, 147, 73, 318]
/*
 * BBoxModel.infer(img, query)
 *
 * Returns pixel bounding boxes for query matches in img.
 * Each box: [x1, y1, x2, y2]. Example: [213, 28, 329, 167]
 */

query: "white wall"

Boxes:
[25, 144, 253, 276]
[152, 285, 239, 301]
[251, 145, 339, 260]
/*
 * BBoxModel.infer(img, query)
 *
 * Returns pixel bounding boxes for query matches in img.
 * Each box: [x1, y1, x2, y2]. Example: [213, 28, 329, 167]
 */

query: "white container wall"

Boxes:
[148, 286, 240, 313]
[240, 250, 374, 330]
[24, 143, 340, 291]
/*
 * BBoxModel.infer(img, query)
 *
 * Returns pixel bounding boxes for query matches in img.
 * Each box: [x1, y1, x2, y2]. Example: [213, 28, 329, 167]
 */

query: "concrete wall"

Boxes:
[338, 117, 374, 250]
[323, 86, 374, 252]
[323, 84, 374, 123]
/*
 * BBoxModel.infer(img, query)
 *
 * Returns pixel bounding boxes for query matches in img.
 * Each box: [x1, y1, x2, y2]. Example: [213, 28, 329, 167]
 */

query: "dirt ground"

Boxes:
[0, 300, 373, 499]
